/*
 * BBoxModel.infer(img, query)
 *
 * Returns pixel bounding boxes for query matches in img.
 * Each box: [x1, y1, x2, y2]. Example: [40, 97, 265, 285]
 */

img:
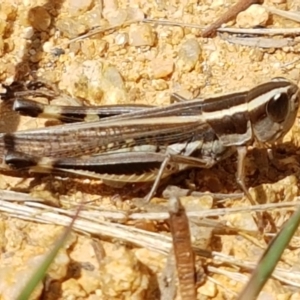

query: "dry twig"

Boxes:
[202, 0, 263, 37]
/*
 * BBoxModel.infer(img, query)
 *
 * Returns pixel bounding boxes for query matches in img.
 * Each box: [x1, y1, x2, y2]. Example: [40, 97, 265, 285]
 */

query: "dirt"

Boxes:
[0, 0, 300, 299]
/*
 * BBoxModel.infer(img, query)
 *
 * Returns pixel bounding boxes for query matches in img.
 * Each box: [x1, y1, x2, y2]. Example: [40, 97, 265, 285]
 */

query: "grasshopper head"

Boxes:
[249, 77, 300, 144]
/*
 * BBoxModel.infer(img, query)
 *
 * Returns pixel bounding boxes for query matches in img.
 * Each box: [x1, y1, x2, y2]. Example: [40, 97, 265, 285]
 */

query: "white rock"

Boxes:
[129, 24, 156, 47]
[103, 66, 124, 89]
[103, 8, 127, 26]
[236, 4, 269, 28]
[64, 0, 94, 16]
[22, 26, 34, 39]
[42, 41, 54, 53]
[176, 38, 202, 72]
[115, 33, 128, 45]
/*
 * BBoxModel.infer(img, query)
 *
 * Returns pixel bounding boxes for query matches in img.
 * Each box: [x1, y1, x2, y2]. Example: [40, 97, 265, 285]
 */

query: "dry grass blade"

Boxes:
[207, 258, 300, 289]
[56, 19, 140, 47]
[0, 198, 172, 254]
[266, 6, 300, 23]
[217, 27, 300, 35]
[129, 201, 300, 219]
[0, 190, 44, 202]
[163, 185, 243, 200]
[1, 193, 300, 293]
[222, 36, 297, 48]
[0, 189, 299, 221]
[143, 18, 300, 36]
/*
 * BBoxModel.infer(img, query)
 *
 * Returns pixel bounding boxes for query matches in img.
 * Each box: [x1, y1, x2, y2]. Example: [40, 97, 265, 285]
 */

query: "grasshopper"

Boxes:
[0, 77, 299, 202]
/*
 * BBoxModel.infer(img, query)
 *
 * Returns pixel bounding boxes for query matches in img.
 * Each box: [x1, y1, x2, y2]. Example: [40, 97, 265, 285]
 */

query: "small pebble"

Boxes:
[80, 39, 96, 59]
[103, 8, 127, 26]
[236, 4, 269, 28]
[64, 0, 94, 16]
[78, 268, 101, 294]
[99, 247, 150, 299]
[177, 38, 202, 72]
[69, 42, 81, 54]
[80, 5, 103, 28]
[51, 47, 65, 57]
[61, 278, 87, 298]
[126, 7, 144, 21]
[56, 18, 88, 39]
[42, 41, 54, 53]
[29, 49, 36, 55]
[28, 6, 51, 32]
[151, 79, 168, 90]
[197, 279, 217, 297]
[170, 26, 185, 45]
[129, 24, 156, 47]
[47, 249, 70, 280]
[22, 26, 34, 39]
[103, 66, 124, 89]
[151, 56, 174, 79]
[115, 32, 129, 45]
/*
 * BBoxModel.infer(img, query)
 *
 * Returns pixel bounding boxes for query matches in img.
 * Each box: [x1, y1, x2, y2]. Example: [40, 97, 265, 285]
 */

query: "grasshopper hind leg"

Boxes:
[236, 146, 265, 229]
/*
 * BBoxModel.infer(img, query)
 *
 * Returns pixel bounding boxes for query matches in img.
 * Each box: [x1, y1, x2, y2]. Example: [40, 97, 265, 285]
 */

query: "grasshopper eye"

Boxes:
[266, 92, 289, 123]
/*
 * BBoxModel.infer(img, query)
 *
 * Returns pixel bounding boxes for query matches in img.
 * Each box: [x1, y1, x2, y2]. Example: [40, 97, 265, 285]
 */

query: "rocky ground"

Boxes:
[0, 0, 300, 299]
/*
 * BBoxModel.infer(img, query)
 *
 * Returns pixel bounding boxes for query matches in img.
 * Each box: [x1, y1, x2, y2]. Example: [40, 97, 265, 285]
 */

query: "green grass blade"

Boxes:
[16, 205, 82, 300]
[237, 205, 300, 299]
